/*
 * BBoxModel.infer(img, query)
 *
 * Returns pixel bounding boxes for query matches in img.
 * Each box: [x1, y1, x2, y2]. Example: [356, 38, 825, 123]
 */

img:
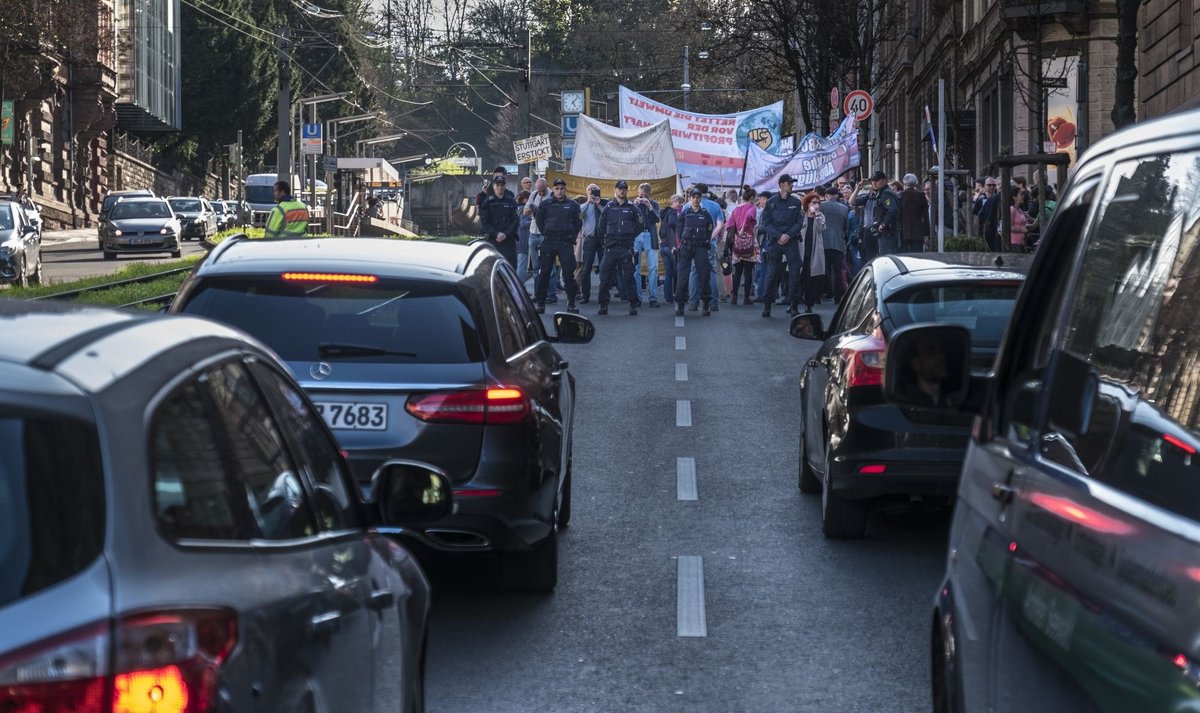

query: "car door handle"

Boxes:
[368, 589, 394, 610]
[550, 361, 568, 380]
[309, 610, 342, 637]
[991, 483, 1018, 505]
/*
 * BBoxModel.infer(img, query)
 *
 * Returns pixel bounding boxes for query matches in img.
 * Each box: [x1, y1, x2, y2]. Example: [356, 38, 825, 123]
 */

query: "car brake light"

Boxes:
[858, 464, 887, 474]
[0, 609, 235, 713]
[842, 332, 886, 388]
[1163, 433, 1196, 455]
[406, 386, 530, 425]
[281, 272, 378, 283]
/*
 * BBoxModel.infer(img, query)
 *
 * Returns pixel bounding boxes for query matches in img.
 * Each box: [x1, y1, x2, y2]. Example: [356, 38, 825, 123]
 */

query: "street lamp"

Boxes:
[356, 133, 407, 157]
[299, 92, 353, 209]
[445, 141, 480, 174]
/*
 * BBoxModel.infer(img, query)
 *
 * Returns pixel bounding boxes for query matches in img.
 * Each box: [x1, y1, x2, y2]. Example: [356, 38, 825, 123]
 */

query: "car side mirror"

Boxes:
[789, 313, 825, 341]
[1046, 350, 1097, 438]
[884, 324, 973, 411]
[369, 460, 452, 525]
[551, 312, 595, 344]
[22, 225, 37, 236]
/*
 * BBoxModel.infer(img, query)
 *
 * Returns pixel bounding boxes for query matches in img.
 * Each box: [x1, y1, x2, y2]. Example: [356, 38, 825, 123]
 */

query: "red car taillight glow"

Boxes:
[0, 609, 237, 713]
[841, 331, 887, 389]
[405, 386, 530, 425]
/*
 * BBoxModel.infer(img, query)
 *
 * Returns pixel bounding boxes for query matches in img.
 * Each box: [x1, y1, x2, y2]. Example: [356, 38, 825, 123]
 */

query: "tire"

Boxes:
[821, 446, 868, 539]
[103, 250, 116, 261]
[407, 630, 427, 713]
[171, 249, 182, 258]
[499, 529, 558, 593]
[29, 255, 42, 285]
[798, 418, 821, 494]
[557, 460, 573, 528]
[932, 619, 962, 713]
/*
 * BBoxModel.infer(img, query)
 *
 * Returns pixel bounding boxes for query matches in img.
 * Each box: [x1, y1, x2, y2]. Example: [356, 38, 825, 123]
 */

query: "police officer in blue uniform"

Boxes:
[534, 178, 582, 314]
[479, 175, 520, 265]
[759, 173, 805, 317]
[675, 187, 715, 316]
[595, 180, 645, 316]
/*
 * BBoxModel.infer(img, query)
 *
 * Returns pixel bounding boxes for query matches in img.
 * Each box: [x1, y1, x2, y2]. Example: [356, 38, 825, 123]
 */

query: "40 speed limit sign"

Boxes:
[843, 90, 874, 121]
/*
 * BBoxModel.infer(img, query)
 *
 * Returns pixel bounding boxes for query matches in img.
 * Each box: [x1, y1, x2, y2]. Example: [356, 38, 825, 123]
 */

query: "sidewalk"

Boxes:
[43, 228, 97, 246]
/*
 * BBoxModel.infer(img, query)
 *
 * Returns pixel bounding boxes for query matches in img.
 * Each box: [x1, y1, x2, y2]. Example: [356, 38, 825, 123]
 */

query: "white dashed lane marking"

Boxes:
[675, 316, 685, 327]
[676, 400, 692, 427]
[675, 336, 686, 350]
[675, 363, 688, 381]
[677, 556, 708, 637]
[677, 457, 698, 501]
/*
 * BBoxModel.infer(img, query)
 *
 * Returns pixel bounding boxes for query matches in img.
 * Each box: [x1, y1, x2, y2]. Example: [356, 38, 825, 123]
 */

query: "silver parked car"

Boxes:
[0, 201, 41, 287]
[0, 300, 450, 712]
[168, 196, 219, 241]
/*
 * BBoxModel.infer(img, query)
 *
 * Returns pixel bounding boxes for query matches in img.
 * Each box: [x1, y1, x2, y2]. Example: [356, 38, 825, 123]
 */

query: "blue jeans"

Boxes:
[517, 252, 530, 284]
[688, 238, 719, 305]
[753, 260, 767, 299]
[662, 246, 677, 298]
[631, 231, 659, 301]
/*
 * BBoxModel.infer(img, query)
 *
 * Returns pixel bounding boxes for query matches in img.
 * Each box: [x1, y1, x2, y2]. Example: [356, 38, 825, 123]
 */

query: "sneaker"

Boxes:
[785, 305, 798, 316]
[598, 305, 608, 315]
[535, 302, 546, 314]
[719, 296, 728, 303]
[688, 303, 699, 312]
[702, 304, 711, 316]
[649, 300, 659, 308]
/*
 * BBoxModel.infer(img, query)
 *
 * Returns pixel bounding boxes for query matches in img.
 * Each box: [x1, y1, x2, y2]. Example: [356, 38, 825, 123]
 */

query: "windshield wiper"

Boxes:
[317, 342, 417, 358]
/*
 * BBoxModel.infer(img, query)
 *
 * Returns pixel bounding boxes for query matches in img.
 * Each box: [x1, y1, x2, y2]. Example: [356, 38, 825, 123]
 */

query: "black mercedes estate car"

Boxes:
[172, 236, 595, 591]
[791, 252, 1031, 538]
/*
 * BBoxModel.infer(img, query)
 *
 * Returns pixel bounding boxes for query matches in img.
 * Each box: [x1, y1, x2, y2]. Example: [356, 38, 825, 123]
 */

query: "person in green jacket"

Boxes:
[264, 181, 309, 238]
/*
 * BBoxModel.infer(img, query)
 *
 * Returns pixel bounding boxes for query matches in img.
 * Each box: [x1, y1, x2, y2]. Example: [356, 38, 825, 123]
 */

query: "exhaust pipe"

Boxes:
[422, 529, 491, 551]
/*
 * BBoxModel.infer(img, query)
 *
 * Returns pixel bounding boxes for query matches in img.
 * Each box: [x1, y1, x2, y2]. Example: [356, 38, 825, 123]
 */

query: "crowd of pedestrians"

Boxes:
[477, 164, 1054, 318]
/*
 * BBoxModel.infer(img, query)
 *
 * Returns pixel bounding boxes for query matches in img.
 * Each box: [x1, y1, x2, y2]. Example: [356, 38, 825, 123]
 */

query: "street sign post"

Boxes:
[562, 114, 578, 137]
[830, 87, 840, 110]
[514, 134, 552, 165]
[843, 90, 874, 121]
[563, 137, 576, 161]
[323, 155, 338, 174]
[301, 123, 323, 155]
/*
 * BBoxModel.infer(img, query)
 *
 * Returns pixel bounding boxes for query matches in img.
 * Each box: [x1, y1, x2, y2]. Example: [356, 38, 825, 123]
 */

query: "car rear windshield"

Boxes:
[246, 186, 275, 205]
[886, 282, 1021, 346]
[0, 411, 105, 608]
[112, 202, 170, 220]
[180, 277, 486, 363]
[169, 199, 201, 212]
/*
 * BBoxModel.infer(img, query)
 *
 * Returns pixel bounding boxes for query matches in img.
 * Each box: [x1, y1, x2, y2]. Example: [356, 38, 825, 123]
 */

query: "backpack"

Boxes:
[733, 228, 757, 257]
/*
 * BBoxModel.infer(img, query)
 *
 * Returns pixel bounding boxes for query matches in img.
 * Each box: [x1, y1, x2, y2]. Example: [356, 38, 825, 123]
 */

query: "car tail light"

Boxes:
[281, 272, 378, 284]
[842, 331, 887, 389]
[406, 386, 530, 425]
[858, 464, 887, 474]
[0, 609, 236, 713]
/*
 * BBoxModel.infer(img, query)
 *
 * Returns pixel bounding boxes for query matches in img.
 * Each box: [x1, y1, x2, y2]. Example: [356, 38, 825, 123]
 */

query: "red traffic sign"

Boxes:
[830, 87, 840, 110]
[843, 90, 873, 121]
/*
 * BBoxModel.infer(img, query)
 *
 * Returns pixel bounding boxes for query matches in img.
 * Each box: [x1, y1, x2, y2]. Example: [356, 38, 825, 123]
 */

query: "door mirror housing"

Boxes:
[1046, 350, 1097, 438]
[369, 460, 453, 525]
[551, 312, 595, 344]
[884, 324, 973, 411]
[789, 313, 826, 341]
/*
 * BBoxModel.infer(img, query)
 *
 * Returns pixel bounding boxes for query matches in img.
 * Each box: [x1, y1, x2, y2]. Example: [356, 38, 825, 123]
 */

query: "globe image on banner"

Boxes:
[736, 109, 782, 154]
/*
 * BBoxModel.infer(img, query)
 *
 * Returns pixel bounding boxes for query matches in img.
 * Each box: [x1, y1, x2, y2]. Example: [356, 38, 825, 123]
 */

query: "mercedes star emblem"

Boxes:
[310, 362, 333, 380]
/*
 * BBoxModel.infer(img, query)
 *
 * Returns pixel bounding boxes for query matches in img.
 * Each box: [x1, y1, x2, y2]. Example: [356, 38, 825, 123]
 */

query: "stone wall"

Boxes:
[110, 151, 233, 209]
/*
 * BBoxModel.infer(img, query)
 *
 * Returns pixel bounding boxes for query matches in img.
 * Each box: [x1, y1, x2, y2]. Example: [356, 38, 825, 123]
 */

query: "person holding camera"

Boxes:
[629, 183, 662, 307]
[576, 184, 606, 304]
[852, 170, 900, 258]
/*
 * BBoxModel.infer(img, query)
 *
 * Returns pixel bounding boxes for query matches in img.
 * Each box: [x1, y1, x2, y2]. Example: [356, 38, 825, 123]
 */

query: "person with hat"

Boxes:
[630, 183, 662, 307]
[479, 174, 520, 265]
[674, 188, 717, 315]
[576, 183, 606, 304]
[476, 166, 510, 214]
[758, 173, 806, 317]
[853, 170, 900, 258]
[595, 179, 645, 315]
[533, 178, 582, 313]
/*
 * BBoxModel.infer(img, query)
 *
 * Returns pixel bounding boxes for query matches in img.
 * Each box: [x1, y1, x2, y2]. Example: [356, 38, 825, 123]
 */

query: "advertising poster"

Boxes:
[618, 86, 784, 188]
[1043, 56, 1080, 167]
[0, 101, 12, 146]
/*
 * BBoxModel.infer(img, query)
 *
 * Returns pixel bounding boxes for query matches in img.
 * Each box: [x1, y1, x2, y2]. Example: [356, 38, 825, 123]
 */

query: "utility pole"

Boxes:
[276, 27, 292, 187]
[519, 26, 532, 178]
[937, 77, 946, 252]
[682, 45, 691, 111]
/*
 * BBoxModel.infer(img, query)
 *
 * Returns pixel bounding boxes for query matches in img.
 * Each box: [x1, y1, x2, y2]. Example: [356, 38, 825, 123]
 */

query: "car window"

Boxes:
[249, 361, 361, 533]
[886, 282, 1021, 348]
[1045, 151, 1200, 519]
[837, 269, 875, 334]
[169, 199, 201, 212]
[0, 410, 104, 608]
[492, 269, 529, 357]
[153, 379, 248, 540]
[177, 277, 485, 364]
[112, 201, 170, 219]
[994, 178, 1100, 445]
[499, 265, 543, 344]
[0, 205, 13, 231]
[205, 362, 316, 540]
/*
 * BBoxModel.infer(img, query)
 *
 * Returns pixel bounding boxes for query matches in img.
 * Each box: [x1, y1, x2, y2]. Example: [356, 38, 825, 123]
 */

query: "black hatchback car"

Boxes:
[172, 236, 594, 591]
[791, 253, 1030, 538]
[0, 299, 451, 713]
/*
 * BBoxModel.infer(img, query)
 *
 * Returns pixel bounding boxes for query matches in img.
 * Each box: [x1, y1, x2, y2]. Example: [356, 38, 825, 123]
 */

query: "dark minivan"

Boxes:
[172, 237, 594, 591]
[885, 109, 1200, 711]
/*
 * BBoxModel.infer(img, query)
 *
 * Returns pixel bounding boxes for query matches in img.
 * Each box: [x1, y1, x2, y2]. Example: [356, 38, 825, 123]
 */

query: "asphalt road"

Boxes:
[38, 233, 209, 284]
[423, 298, 950, 712]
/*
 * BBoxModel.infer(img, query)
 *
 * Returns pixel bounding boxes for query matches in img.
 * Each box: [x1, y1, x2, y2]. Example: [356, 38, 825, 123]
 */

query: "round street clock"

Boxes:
[561, 90, 586, 114]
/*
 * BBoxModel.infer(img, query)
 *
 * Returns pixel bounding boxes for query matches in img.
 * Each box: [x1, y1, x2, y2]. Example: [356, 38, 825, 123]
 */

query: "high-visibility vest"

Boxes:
[265, 198, 310, 238]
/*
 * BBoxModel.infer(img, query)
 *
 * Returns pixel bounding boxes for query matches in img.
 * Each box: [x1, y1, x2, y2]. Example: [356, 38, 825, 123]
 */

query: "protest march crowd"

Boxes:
[474, 163, 1054, 318]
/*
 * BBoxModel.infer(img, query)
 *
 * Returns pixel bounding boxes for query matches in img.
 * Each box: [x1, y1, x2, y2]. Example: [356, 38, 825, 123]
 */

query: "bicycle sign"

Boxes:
[842, 90, 874, 121]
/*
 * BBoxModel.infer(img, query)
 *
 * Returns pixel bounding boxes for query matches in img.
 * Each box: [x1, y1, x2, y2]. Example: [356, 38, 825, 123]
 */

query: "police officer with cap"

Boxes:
[853, 170, 900, 257]
[534, 178, 582, 314]
[759, 173, 805, 317]
[674, 187, 715, 316]
[595, 179, 645, 315]
[479, 174, 520, 265]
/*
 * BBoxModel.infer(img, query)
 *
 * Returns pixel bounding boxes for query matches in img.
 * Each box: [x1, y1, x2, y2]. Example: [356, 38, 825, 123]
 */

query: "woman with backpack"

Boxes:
[727, 185, 761, 305]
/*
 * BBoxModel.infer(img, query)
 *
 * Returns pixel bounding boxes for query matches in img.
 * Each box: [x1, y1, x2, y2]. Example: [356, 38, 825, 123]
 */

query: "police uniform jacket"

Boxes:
[760, 193, 804, 246]
[597, 198, 644, 245]
[854, 188, 900, 238]
[534, 195, 583, 241]
[480, 190, 520, 240]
